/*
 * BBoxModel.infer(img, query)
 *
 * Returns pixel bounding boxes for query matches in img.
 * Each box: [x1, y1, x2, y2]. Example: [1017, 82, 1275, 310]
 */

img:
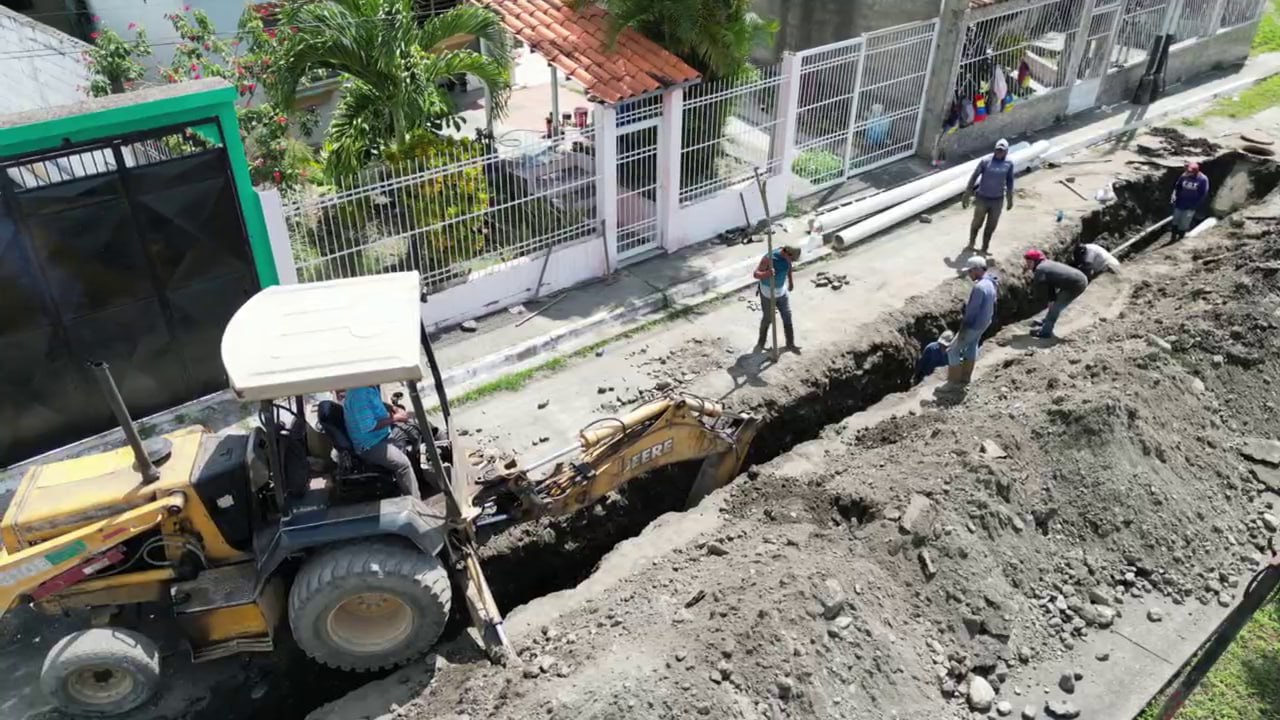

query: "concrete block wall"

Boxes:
[0, 6, 91, 114]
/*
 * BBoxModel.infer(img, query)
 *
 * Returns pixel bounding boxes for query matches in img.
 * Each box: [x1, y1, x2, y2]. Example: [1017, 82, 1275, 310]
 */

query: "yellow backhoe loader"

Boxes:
[0, 272, 757, 717]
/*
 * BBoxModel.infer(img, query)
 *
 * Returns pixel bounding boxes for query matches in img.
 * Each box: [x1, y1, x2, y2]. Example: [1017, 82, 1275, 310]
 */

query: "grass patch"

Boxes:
[1207, 73, 1280, 119]
[1253, 0, 1280, 55]
[450, 356, 568, 406]
[1138, 595, 1280, 720]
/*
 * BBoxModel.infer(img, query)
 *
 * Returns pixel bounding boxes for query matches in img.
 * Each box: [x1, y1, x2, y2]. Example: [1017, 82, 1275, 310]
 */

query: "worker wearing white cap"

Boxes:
[962, 139, 1017, 254]
[947, 256, 998, 385]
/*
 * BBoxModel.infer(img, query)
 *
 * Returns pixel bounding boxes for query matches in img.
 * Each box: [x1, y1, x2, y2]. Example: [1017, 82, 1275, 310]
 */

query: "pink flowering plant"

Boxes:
[83, 22, 151, 97]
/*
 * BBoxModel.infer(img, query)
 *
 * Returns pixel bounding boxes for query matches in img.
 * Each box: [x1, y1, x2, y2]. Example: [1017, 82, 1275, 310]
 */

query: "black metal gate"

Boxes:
[0, 122, 258, 466]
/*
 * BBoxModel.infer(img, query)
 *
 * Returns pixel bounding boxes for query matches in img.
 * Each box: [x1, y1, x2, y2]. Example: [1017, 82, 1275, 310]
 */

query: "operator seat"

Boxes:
[315, 400, 397, 500]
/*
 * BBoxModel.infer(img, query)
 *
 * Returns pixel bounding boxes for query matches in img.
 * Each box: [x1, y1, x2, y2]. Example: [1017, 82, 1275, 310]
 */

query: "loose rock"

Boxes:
[1045, 700, 1081, 719]
[967, 676, 996, 712]
[1058, 672, 1075, 694]
[997, 700, 1013, 717]
[1148, 607, 1165, 622]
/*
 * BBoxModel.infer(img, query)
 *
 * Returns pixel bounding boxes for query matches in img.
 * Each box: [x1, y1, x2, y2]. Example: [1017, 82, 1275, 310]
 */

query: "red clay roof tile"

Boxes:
[472, 0, 701, 104]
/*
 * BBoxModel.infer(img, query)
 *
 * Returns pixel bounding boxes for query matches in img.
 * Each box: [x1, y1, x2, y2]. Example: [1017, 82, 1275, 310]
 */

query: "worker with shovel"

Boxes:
[962, 138, 1017, 253]
[753, 245, 802, 355]
[947, 256, 998, 385]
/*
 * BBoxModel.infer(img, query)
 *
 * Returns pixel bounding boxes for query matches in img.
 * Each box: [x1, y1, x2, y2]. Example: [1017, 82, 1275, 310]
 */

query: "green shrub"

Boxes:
[792, 149, 844, 183]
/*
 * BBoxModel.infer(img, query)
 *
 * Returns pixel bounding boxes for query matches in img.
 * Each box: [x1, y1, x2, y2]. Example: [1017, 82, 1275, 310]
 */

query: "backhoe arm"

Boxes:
[0, 492, 186, 622]
[481, 394, 758, 522]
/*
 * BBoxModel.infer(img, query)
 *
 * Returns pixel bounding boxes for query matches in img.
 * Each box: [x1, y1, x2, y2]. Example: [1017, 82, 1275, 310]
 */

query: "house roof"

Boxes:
[472, 0, 701, 105]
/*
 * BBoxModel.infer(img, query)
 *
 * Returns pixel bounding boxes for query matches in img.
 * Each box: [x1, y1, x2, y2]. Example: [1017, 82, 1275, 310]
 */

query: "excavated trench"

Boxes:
[207, 151, 1279, 720]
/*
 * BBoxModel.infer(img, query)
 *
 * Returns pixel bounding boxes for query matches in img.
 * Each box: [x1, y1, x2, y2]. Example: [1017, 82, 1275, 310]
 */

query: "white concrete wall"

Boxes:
[88, 0, 259, 74]
[666, 175, 790, 253]
[0, 5, 91, 113]
[420, 236, 609, 330]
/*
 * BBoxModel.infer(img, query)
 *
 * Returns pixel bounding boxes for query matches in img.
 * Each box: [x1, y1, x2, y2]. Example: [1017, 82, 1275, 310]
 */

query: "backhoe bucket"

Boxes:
[686, 416, 759, 507]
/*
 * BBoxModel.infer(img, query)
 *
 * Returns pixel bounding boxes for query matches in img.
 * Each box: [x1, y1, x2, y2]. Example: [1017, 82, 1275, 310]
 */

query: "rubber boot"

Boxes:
[946, 363, 965, 384]
[959, 360, 976, 383]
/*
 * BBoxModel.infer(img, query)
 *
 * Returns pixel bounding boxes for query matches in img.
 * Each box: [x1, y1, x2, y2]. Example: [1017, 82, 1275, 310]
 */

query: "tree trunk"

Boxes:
[110, 78, 126, 94]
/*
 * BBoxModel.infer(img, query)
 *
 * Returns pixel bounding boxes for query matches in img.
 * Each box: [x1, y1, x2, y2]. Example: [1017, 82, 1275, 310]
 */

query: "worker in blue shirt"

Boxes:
[752, 245, 802, 354]
[342, 385, 419, 499]
[1170, 161, 1209, 242]
[962, 138, 1016, 253]
[915, 330, 954, 384]
[948, 256, 998, 385]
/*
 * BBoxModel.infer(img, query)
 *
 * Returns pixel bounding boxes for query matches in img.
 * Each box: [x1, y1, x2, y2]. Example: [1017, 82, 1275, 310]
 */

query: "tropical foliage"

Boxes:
[82, 21, 151, 96]
[259, 0, 513, 177]
[575, 0, 776, 80]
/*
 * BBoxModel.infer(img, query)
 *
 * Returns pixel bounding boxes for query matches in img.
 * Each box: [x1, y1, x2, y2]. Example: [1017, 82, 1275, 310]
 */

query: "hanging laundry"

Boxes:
[990, 65, 1009, 112]
[943, 98, 961, 134]
[1017, 59, 1033, 96]
[960, 95, 976, 126]
[973, 90, 988, 123]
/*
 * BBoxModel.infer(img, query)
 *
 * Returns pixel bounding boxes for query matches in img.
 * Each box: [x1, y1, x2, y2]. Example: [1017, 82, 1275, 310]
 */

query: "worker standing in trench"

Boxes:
[1025, 249, 1089, 339]
[947, 256, 998, 385]
[962, 139, 1016, 254]
[1170, 161, 1210, 242]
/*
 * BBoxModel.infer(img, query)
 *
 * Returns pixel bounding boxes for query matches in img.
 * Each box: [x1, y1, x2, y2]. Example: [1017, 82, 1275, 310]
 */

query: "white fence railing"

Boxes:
[1218, 0, 1268, 29]
[956, 0, 1090, 106]
[679, 64, 784, 205]
[283, 129, 599, 290]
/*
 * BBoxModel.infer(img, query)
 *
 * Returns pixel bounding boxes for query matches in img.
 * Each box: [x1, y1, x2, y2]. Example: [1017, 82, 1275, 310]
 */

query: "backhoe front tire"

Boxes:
[289, 540, 451, 671]
[41, 627, 161, 717]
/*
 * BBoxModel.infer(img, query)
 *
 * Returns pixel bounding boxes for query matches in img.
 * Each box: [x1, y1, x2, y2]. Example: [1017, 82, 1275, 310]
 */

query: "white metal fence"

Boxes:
[679, 64, 784, 205]
[1111, 0, 1170, 68]
[1219, 0, 1269, 28]
[788, 19, 938, 194]
[284, 130, 599, 290]
[956, 0, 1089, 106]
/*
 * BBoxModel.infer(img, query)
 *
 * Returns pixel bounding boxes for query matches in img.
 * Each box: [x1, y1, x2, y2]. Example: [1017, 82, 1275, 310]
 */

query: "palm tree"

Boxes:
[266, 0, 513, 176]
[574, 0, 776, 80]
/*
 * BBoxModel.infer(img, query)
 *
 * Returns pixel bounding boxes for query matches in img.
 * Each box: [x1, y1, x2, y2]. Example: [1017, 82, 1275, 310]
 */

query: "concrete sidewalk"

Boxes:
[431, 52, 1280, 398]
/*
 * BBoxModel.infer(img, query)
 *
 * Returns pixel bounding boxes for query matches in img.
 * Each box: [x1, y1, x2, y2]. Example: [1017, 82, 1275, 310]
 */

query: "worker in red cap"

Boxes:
[1024, 248, 1088, 339]
[1170, 161, 1209, 242]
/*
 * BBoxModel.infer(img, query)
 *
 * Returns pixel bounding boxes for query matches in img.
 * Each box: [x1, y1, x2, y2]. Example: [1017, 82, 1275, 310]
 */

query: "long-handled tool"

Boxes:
[753, 167, 780, 359]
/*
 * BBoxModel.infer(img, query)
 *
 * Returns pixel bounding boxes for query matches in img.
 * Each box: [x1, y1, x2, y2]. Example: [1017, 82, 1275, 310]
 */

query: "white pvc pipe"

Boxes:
[810, 141, 1034, 235]
[831, 141, 1052, 249]
[1187, 217, 1218, 237]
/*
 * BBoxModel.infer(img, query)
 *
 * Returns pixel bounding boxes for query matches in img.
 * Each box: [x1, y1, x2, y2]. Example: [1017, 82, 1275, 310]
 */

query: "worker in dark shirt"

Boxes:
[1024, 248, 1088, 339]
[915, 330, 954, 384]
[1170, 161, 1210, 242]
[962, 138, 1016, 253]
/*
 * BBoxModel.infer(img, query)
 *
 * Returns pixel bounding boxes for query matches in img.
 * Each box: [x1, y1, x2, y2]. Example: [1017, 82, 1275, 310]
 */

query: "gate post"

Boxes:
[917, 0, 974, 163]
[1065, 0, 1101, 84]
[257, 188, 298, 284]
[593, 103, 620, 274]
[770, 52, 802, 198]
[658, 87, 684, 250]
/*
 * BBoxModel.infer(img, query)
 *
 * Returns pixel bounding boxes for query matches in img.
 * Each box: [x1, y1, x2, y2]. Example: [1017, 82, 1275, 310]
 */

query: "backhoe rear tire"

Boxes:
[289, 540, 451, 671]
[41, 627, 161, 717]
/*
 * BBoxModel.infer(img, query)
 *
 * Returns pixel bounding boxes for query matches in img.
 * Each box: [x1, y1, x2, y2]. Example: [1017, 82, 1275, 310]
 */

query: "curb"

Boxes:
[440, 232, 828, 396]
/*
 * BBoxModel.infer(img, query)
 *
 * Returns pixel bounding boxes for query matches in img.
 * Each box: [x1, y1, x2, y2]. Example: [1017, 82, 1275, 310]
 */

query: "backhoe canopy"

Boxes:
[222, 272, 424, 401]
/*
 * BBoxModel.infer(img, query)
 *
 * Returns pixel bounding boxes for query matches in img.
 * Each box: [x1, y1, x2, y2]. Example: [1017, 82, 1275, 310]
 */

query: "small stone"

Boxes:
[1262, 512, 1279, 532]
[983, 614, 1012, 639]
[815, 578, 847, 619]
[523, 665, 542, 679]
[1018, 646, 1032, 663]
[1058, 672, 1075, 694]
[1022, 705, 1038, 720]
[997, 700, 1013, 717]
[1147, 607, 1165, 622]
[705, 542, 730, 557]
[1218, 592, 1233, 607]
[967, 676, 996, 712]
[1095, 651, 1110, 662]
[536, 399, 550, 410]
[1146, 334, 1172, 353]
[919, 214, 934, 224]
[919, 550, 939, 579]
[675, 650, 687, 662]
[694, 702, 712, 716]
[460, 320, 479, 332]
[981, 440, 1009, 458]
[595, 348, 606, 357]
[597, 386, 609, 394]
[776, 677, 795, 699]
[1045, 700, 1081, 719]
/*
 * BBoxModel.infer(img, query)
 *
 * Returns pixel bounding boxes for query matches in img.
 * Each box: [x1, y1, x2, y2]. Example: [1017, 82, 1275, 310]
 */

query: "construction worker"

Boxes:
[1073, 242, 1121, 280]
[1170, 161, 1209, 242]
[962, 138, 1016, 253]
[753, 244, 802, 354]
[915, 330, 954, 384]
[948, 256, 997, 384]
[1025, 248, 1088, 339]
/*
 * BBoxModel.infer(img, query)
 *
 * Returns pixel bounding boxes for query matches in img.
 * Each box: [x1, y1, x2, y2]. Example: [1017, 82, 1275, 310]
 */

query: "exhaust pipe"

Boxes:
[89, 361, 168, 484]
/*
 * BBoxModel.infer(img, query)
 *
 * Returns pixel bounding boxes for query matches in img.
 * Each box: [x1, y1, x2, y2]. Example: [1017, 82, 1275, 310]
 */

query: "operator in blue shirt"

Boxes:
[342, 385, 419, 499]
[962, 138, 1016, 254]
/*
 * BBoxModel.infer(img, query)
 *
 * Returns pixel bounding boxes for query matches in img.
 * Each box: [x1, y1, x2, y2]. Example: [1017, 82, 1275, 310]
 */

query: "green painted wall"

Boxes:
[0, 81, 280, 286]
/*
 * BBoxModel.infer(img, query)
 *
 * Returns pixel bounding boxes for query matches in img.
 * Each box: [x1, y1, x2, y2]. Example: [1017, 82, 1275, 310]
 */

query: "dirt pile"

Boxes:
[343, 187, 1280, 720]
